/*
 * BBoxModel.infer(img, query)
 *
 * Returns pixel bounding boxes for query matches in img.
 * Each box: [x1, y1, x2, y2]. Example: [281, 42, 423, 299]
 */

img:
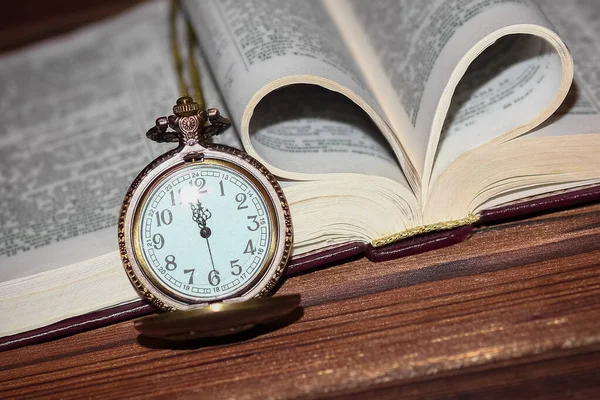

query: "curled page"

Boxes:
[335, 0, 573, 196]
[422, 0, 600, 223]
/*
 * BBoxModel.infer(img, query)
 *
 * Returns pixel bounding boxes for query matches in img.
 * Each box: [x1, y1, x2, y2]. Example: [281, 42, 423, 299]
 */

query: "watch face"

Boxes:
[132, 160, 276, 303]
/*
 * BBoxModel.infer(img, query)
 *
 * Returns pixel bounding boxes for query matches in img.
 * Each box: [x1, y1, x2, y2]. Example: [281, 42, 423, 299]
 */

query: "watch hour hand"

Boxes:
[190, 200, 212, 238]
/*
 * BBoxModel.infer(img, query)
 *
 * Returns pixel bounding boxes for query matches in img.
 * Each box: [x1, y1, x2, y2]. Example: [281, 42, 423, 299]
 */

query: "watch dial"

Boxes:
[136, 163, 274, 302]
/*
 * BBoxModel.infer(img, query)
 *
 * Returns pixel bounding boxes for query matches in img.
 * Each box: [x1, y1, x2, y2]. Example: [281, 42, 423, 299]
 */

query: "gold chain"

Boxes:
[170, 0, 205, 109]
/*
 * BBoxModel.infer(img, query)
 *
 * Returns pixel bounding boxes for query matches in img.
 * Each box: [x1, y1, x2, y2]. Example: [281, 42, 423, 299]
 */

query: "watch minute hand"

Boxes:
[190, 201, 216, 271]
[205, 236, 217, 272]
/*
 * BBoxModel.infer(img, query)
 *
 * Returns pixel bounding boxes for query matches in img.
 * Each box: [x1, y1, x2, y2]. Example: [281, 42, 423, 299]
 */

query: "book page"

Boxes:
[460, 0, 600, 160]
[0, 2, 238, 283]
[335, 0, 571, 194]
[424, 0, 600, 221]
[530, 0, 600, 138]
[248, 84, 404, 182]
[424, 78, 600, 220]
[183, 0, 414, 187]
[475, 0, 600, 208]
[430, 32, 568, 183]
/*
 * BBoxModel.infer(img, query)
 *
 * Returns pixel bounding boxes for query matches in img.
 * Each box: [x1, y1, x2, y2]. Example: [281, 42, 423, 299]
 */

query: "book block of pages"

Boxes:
[2, 0, 600, 351]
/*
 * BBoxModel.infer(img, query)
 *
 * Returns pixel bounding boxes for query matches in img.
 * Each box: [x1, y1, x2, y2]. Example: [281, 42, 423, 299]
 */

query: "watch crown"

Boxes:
[173, 96, 200, 117]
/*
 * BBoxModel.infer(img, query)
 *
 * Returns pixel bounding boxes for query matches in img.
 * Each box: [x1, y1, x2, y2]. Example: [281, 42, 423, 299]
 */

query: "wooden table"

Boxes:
[3, 202, 600, 399]
[2, 2, 600, 399]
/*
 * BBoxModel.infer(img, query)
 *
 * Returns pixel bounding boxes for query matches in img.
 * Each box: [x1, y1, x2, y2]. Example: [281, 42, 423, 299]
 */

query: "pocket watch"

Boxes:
[118, 96, 295, 338]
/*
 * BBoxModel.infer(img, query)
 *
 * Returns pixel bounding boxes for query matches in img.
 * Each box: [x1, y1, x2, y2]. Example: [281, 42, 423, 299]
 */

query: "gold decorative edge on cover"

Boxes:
[371, 213, 480, 248]
[118, 143, 293, 311]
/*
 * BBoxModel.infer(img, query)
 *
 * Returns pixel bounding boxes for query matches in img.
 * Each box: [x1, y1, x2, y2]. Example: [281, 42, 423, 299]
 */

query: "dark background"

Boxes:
[0, 0, 143, 54]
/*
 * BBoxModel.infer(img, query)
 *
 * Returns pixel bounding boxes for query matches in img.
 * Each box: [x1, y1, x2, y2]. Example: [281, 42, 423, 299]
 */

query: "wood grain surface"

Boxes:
[2, 202, 600, 399]
[1, 1, 600, 399]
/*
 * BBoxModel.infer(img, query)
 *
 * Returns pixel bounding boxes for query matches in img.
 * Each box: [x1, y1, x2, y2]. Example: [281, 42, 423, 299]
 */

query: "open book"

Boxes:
[2, 0, 600, 348]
